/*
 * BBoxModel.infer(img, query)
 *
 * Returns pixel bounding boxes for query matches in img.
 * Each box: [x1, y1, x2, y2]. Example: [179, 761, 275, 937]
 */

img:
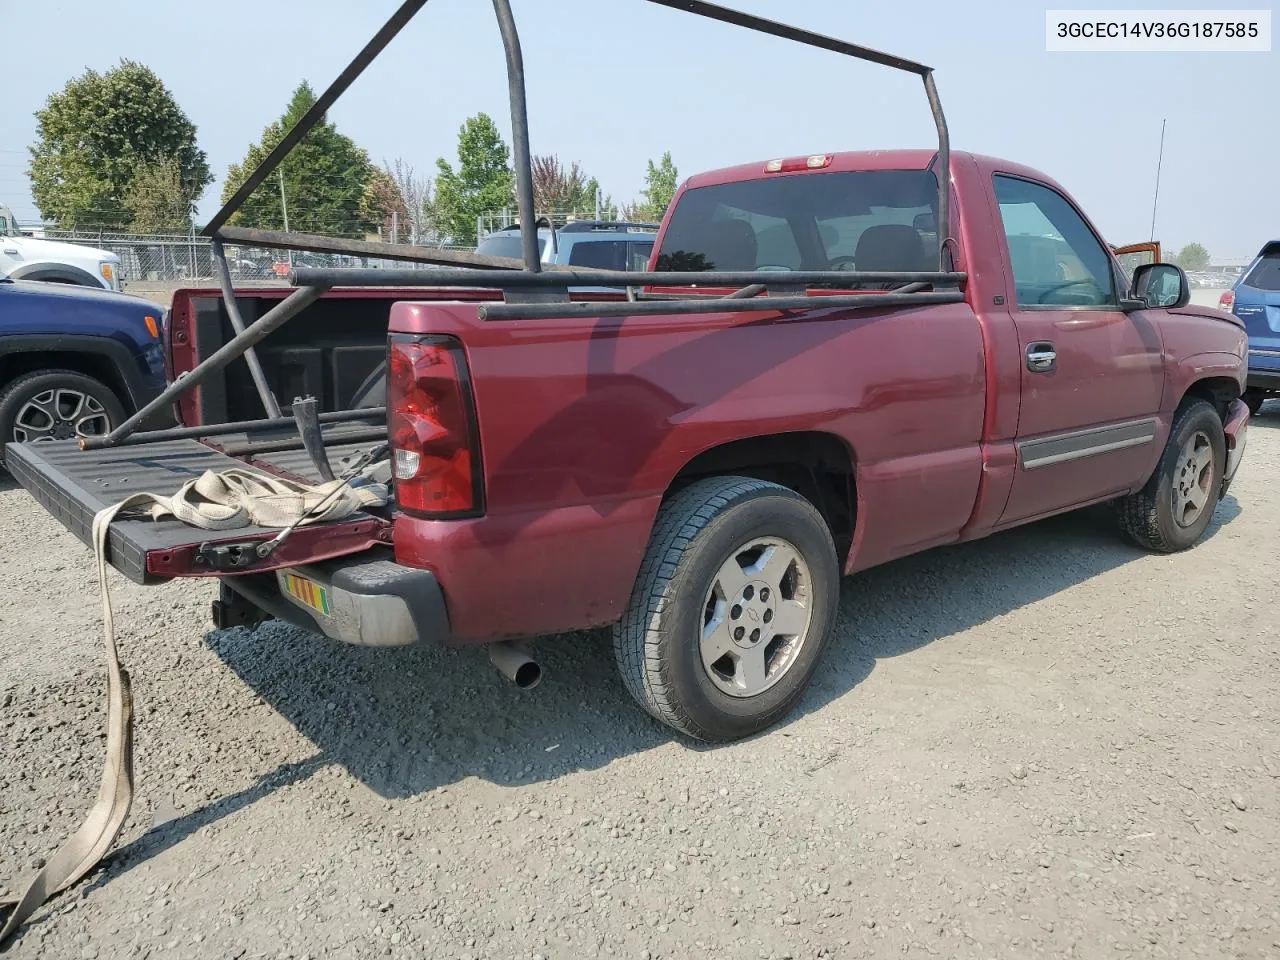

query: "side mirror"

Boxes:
[1129, 262, 1189, 310]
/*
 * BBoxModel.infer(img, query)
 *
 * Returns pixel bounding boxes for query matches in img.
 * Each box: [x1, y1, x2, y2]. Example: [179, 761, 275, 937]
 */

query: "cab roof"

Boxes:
[683, 149, 1065, 196]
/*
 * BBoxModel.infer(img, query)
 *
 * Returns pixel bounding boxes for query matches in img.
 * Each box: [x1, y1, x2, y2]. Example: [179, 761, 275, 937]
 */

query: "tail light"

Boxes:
[387, 334, 482, 517]
[1219, 290, 1235, 312]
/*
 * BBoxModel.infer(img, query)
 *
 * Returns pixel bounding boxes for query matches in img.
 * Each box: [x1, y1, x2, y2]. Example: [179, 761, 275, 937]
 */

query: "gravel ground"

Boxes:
[2, 412, 1278, 960]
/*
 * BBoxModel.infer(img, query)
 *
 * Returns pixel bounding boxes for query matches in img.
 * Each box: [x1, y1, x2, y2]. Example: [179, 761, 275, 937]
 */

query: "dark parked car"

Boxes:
[0, 278, 170, 464]
[1221, 241, 1280, 413]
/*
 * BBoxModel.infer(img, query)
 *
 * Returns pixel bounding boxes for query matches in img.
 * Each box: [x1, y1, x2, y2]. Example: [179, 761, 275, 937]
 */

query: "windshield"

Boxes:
[0, 212, 18, 237]
[475, 233, 548, 260]
[656, 169, 940, 275]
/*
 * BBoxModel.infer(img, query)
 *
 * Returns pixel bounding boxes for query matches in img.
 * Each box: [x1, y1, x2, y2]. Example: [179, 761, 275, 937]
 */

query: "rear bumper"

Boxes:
[1221, 398, 1249, 498]
[219, 549, 450, 647]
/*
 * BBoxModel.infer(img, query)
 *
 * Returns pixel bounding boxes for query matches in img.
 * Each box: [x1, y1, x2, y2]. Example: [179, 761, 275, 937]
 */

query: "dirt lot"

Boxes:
[1, 412, 1278, 959]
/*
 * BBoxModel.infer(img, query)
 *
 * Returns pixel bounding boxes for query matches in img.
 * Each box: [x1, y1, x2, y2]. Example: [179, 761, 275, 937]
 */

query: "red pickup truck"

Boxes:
[8, 149, 1250, 742]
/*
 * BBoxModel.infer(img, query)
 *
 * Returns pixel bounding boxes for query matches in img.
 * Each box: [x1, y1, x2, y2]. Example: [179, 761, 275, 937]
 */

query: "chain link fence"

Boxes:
[24, 227, 473, 283]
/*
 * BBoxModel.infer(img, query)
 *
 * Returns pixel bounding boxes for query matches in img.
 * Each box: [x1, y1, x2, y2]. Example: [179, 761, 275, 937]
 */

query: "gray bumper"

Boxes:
[221, 549, 449, 647]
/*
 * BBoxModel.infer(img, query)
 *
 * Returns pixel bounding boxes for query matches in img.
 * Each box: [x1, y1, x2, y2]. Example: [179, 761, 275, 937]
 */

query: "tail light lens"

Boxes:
[1219, 290, 1235, 311]
[387, 334, 482, 517]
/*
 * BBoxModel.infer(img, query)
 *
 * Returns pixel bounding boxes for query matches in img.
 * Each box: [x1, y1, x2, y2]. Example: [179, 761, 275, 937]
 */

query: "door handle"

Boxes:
[1027, 342, 1056, 373]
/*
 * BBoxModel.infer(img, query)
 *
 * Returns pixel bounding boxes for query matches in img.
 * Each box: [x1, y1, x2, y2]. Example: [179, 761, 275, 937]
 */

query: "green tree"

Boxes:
[1173, 242, 1210, 271]
[433, 113, 514, 244]
[581, 176, 619, 220]
[29, 60, 211, 230]
[625, 152, 679, 223]
[124, 157, 193, 234]
[222, 81, 374, 238]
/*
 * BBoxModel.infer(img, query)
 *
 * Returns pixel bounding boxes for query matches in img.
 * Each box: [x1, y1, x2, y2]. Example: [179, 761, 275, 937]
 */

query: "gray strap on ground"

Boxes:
[0, 497, 139, 948]
[0, 463, 388, 947]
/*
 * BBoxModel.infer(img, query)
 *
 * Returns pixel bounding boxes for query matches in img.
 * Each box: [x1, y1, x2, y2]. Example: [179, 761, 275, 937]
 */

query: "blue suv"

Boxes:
[1222, 242, 1280, 414]
[0, 278, 170, 465]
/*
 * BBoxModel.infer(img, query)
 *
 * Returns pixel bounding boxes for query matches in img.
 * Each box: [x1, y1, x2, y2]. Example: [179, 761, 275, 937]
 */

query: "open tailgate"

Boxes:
[6, 438, 390, 584]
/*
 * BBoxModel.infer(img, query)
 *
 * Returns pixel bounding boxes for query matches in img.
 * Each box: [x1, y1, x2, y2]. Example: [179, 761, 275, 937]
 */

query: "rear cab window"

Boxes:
[655, 170, 941, 281]
[1242, 245, 1280, 291]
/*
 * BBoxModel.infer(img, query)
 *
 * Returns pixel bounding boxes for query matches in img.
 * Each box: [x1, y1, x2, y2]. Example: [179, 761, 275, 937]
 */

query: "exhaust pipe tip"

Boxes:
[488, 641, 542, 690]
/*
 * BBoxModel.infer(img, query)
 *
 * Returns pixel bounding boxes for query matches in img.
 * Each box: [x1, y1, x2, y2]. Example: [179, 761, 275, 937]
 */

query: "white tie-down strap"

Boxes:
[134, 466, 389, 531]
[0, 464, 388, 946]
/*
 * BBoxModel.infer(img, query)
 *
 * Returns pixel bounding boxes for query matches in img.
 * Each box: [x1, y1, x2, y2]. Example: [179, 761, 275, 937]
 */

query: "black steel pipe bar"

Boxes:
[292, 267, 965, 289]
[923, 71, 951, 271]
[643, 0, 931, 75]
[222, 427, 387, 458]
[87, 286, 331, 449]
[215, 226, 596, 272]
[212, 239, 282, 419]
[479, 290, 965, 321]
[204, 0, 429, 236]
[491, 0, 540, 273]
[81, 407, 387, 450]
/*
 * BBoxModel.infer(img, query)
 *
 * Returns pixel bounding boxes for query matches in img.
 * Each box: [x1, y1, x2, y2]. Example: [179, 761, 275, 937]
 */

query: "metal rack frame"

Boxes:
[86, 0, 962, 451]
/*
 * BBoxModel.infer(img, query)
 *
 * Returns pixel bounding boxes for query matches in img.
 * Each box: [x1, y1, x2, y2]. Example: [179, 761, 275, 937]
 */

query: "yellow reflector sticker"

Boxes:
[283, 573, 330, 617]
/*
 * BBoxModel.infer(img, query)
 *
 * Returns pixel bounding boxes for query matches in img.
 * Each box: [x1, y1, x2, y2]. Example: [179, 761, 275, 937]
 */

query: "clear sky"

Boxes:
[2, 0, 1275, 259]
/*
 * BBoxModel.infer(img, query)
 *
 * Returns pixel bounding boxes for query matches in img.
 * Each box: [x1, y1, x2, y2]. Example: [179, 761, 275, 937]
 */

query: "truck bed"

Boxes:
[7, 435, 389, 584]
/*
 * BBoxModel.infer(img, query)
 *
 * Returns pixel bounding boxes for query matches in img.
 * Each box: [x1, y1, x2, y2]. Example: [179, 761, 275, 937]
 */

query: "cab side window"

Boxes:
[994, 175, 1117, 308]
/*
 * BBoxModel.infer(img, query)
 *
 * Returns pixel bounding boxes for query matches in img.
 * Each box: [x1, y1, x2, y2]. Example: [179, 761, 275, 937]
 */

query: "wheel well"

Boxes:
[667, 432, 856, 564]
[1182, 376, 1238, 421]
[0, 351, 134, 412]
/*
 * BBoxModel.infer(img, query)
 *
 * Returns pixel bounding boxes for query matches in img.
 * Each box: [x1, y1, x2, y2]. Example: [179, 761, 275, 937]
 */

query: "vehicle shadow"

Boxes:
[103, 497, 1242, 878]
[1245, 401, 1279, 428]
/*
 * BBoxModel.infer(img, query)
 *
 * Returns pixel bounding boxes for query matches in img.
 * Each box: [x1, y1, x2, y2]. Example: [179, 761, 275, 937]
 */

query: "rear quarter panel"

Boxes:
[390, 299, 987, 642]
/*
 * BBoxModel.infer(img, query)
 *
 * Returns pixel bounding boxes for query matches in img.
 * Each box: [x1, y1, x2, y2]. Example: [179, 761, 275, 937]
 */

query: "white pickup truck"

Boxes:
[0, 204, 121, 291]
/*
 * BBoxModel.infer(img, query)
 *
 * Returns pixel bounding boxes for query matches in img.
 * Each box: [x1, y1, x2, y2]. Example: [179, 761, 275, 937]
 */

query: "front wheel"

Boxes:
[1116, 400, 1225, 553]
[0, 370, 127, 467]
[613, 476, 840, 742]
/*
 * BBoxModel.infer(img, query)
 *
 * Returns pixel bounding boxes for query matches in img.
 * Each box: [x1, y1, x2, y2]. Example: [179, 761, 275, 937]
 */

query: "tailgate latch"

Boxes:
[194, 540, 260, 571]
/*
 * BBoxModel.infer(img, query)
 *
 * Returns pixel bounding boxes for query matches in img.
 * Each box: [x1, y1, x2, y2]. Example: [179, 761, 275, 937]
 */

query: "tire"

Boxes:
[1116, 399, 1225, 553]
[0, 370, 127, 467]
[613, 476, 840, 742]
[1242, 388, 1267, 416]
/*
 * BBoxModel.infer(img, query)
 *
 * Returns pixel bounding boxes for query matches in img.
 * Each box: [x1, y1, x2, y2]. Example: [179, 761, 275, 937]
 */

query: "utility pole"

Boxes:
[279, 169, 292, 266]
[391, 210, 399, 246]
[1149, 118, 1166, 242]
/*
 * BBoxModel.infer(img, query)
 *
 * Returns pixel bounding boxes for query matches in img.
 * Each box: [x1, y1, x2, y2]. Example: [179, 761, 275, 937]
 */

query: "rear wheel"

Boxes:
[1116, 399, 1225, 553]
[613, 476, 840, 742]
[0, 370, 127, 467]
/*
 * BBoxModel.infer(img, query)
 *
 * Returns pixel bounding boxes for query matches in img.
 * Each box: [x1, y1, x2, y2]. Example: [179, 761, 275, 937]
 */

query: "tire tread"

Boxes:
[1116, 399, 1222, 553]
[613, 476, 793, 739]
